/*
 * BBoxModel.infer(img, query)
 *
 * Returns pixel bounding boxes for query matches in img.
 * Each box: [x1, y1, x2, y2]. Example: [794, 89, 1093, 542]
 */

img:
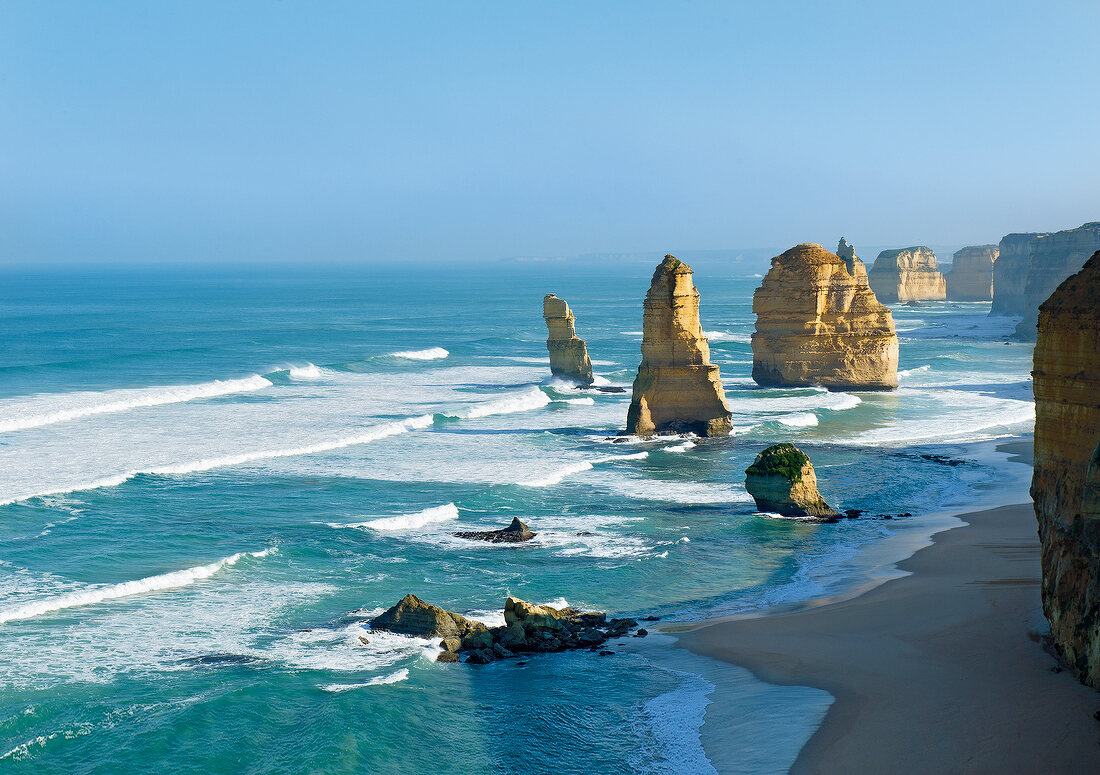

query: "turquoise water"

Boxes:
[0, 261, 1034, 773]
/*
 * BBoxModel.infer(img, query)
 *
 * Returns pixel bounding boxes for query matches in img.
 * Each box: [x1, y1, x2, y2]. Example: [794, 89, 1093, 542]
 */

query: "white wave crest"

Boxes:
[288, 364, 326, 380]
[703, 331, 752, 343]
[386, 347, 449, 361]
[558, 397, 595, 406]
[0, 548, 276, 625]
[347, 503, 460, 532]
[517, 462, 594, 487]
[777, 413, 819, 427]
[0, 376, 272, 434]
[443, 388, 551, 419]
[320, 668, 410, 692]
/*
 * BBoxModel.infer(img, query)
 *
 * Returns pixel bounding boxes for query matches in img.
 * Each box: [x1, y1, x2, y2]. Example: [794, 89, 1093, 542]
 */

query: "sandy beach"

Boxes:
[681, 488, 1100, 772]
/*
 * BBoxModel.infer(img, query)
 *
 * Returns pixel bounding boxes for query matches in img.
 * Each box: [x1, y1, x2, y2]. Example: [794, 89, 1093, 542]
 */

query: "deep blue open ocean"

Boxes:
[0, 258, 1035, 773]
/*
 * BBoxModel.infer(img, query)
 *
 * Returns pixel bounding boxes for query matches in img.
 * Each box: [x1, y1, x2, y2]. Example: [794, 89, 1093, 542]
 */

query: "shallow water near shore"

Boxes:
[0, 262, 1034, 773]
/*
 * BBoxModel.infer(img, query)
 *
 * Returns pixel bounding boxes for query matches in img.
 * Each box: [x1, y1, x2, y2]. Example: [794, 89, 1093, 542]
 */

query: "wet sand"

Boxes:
[681, 500, 1100, 773]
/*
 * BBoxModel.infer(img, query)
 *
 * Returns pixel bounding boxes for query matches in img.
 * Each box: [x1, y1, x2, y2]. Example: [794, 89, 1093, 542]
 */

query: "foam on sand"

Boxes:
[386, 347, 450, 360]
[0, 376, 273, 434]
[0, 549, 276, 624]
[319, 668, 410, 692]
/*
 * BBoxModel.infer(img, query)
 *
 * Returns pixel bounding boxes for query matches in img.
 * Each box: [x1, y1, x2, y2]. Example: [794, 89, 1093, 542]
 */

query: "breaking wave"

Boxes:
[0, 376, 273, 434]
[441, 387, 551, 419]
[320, 668, 410, 692]
[335, 503, 460, 532]
[386, 347, 450, 361]
[0, 549, 276, 624]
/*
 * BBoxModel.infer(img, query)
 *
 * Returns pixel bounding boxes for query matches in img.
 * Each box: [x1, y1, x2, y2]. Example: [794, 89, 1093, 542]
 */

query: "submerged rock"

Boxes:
[625, 255, 732, 437]
[370, 594, 486, 639]
[868, 246, 947, 303]
[947, 245, 999, 301]
[543, 294, 594, 385]
[751, 243, 898, 390]
[1032, 249, 1100, 688]
[452, 517, 536, 543]
[745, 443, 839, 519]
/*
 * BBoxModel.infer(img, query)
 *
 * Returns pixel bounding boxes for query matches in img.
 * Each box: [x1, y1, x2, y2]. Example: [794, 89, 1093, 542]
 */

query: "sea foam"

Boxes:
[342, 503, 460, 532]
[442, 387, 551, 419]
[0, 549, 276, 624]
[386, 347, 450, 360]
[0, 376, 273, 434]
[319, 668, 410, 692]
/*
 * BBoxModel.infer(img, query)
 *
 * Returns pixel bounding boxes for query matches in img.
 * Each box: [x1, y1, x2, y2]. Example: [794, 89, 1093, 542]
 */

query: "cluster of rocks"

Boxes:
[370, 594, 647, 665]
[452, 517, 536, 543]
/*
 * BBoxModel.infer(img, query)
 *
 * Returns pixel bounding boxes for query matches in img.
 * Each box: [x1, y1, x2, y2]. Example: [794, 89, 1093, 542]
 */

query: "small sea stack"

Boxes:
[868, 246, 947, 303]
[543, 294, 594, 385]
[751, 243, 899, 391]
[625, 255, 732, 437]
[946, 245, 999, 301]
[452, 517, 536, 543]
[745, 443, 839, 519]
[1032, 249, 1100, 687]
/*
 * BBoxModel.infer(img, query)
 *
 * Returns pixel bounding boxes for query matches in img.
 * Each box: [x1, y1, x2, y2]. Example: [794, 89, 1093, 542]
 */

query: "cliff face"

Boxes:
[946, 245, 999, 301]
[543, 294, 594, 385]
[868, 247, 947, 303]
[1014, 223, 1100, 340]
[625, 255, 732, 436]
[991, 232, 1045, 316]
[1032, 250, 1100, 687]
[751, 243, 898, 390]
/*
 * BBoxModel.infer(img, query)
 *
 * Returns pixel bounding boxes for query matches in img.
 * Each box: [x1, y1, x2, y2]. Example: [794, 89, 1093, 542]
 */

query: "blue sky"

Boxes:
[1, 0, 1097, 264]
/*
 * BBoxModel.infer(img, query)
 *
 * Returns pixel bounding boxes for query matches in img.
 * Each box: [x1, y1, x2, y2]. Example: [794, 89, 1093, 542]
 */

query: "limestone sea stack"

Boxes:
[990, 232, 1046, 316]
[751, 243, 898, 390]
[745, 443, 839, 519]
[1032, 250, 1100, 687]
[1013, 222, 1100, 340]
[868, 246, 947, 303]
[543, 294, 594, 385]
[624, 255, 732, 436]
[946, 245, 999, 301]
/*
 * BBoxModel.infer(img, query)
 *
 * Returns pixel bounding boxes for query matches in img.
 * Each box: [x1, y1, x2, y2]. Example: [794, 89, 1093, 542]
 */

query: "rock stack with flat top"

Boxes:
[625, 255, 732, 436]
[1012, 222, 1100, 340]
[991, 232, 1047, 316]
[947, 245, 999, 301]
[543, 294, 594, 385]
[1031, 249, 1100, 688]
[868, 246, 947, 303]
[745, 443, 839, 519]
[751, 243, 898, 390]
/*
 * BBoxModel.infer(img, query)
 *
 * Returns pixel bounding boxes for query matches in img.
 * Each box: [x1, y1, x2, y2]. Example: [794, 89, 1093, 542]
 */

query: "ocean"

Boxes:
[0, 259, 1035, 773]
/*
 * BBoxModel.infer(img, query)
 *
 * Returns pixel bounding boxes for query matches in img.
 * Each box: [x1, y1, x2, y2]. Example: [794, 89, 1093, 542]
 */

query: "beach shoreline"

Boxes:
[677, 438, 1100, 772]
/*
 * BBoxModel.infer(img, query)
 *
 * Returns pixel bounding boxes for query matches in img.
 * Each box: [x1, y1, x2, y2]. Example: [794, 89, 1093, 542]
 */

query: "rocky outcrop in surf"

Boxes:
[370, 594, 487, 639]
[625, 255, 732, 436]
[371, 596, 644, 664]
[1032, 250, 1100, 688]
[947, 245, 999, 301]
[745, 443, 839, 519]
[543, 294, 594, 385]
[868, 246, 947, 303]
[1012, 222, 1100, 340]
[751, 243, 898, 390]
[452, 517, 536, 543]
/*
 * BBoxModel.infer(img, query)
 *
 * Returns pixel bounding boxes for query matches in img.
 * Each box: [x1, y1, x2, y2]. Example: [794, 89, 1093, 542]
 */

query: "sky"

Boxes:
[1, 0, 1098, 265]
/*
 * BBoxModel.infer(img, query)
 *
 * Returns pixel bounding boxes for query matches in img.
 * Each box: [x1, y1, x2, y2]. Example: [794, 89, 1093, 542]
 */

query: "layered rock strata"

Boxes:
[751, 243, 898, 390]
[745, 443, 839, 519]
[990, 232, 1046, 316]
[625, 255, 732, 436]
[543, 294, 594, 385]
[1032, 250, 1100, 687]
[946, 245, 999, 301]
[452, 517, 536, 543]
[1013, 222, 1100, 340]
[868, 246, 947, 303]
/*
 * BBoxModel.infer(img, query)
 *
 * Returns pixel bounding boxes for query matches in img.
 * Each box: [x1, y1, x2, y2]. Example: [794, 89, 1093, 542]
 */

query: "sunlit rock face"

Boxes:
[1032, 250, 1100, 688]
[625, 255, 732, 437]
[1013, 222, 1100, 340]
[751, 243, 898, 391]
[867, 246, 947, 303]
[947, 245, 999, 301]
[543, 294, 594, 385]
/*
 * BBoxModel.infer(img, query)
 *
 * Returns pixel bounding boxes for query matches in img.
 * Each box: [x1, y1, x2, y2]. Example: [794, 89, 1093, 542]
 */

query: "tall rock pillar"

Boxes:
[543, 294, 594, 385]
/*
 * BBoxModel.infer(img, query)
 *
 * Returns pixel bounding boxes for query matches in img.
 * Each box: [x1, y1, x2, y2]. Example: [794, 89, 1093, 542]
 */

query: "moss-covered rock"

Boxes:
[745, 444, 838, 519]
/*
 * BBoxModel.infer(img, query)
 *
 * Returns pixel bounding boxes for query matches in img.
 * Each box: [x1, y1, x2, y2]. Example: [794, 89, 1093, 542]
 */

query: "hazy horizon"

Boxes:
[2, 1, 1097, 266]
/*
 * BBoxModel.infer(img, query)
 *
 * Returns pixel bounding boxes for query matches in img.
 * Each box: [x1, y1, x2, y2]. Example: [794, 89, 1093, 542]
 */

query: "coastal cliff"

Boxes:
[990, 232, 1046, 316]
[868, 247, 947, 303]
[946, 245, 998, 301]
[625, 255, 732, 436]
[1032, 249, 1100, 687]
[1013, 222, 1100, 340]
[751, 243, 898, 390]
[543, 293, 594, 385]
